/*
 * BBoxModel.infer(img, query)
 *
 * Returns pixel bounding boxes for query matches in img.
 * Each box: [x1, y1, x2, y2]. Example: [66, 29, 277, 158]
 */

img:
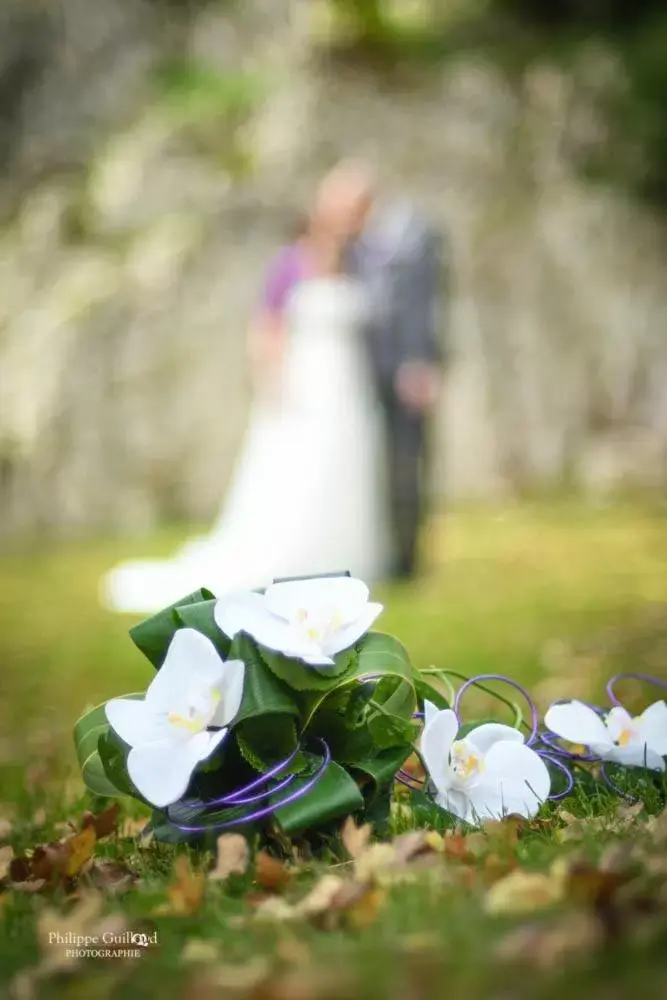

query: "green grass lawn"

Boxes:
[2, 501, 667, 998]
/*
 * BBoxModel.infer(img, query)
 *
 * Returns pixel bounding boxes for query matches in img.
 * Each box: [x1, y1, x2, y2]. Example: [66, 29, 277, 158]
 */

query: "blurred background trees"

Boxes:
[2, 0, 667, 538]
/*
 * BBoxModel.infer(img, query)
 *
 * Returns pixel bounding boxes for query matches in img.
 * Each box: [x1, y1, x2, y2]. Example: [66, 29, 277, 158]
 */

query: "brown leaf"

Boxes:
[81, 803, 120, 839]
[87, 859, 136, 894]
[255, 851, 291, 892]
[332, 882, 385, 930]
[296, 875, 347, 920]
[482, 816, 526, 848]
[496, 913, 602, 969]
[443, 832, 476, 864]
[394, 830, 443, 865]
[0, 845, 14, 880]
[30, 843, 70, 885]
[208, 833, 249, 881]
[341, 817, 372, 861]
[486, 868, 565, 915]
[119, 815, 151, 839]
[8, 878, 47, 893]
[64, 826, 97, 877]
[155, 856, 205, 915]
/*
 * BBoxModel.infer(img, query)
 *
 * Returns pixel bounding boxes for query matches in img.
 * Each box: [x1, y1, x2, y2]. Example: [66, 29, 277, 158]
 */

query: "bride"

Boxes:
[102, 172, 392, 612]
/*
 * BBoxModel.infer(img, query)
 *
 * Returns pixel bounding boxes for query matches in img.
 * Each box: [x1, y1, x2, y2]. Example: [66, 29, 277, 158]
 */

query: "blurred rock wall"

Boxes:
[1, 1, 666, 536]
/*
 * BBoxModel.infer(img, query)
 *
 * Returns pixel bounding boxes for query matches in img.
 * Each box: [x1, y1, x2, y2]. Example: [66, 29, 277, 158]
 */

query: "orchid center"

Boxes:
[168, 686, 222, 735]
[449, 739, 484, 785]
[615, 722, 639, 747]
[292, 606, 344, 645]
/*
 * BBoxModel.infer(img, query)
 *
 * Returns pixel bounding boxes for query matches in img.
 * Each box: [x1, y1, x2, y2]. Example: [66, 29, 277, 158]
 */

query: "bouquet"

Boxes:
[74, 575, 426, 843]
[74, 573, 667, 844]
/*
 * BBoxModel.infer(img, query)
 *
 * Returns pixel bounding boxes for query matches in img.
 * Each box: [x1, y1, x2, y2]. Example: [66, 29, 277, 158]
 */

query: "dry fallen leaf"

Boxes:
[155, 856, 206, 915]
[486, 867, 566, 915]
[255, 851, 291, 892]
[81, 803, 121, 839]
[0, 844, 14, 880]
[209, 833, 249, 881]
[120, 815, 149, 838]
[87, 859, 137, 894]
[354, 844, 401, 886]
[341, 817, 372, 861]
[64, 826, 97, 877]
[332, 882, 385, 930]
[496, 912, 602, 969]
[296, 875, 347, 920]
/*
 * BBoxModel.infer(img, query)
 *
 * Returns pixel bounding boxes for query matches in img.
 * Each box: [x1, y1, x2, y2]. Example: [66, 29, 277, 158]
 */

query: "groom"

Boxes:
[331, 161, 446, 580]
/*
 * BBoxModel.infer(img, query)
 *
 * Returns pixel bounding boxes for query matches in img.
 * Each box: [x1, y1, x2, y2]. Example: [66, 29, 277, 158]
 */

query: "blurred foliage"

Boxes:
[154, 60, 266, 172]
[329, 0, 667, 209]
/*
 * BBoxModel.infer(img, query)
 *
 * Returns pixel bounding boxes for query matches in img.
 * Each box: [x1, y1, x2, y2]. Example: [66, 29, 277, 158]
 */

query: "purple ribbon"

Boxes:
[166, 740, 331, 833]
[606, 672, 667, 708]
[454, 674, 539, 746]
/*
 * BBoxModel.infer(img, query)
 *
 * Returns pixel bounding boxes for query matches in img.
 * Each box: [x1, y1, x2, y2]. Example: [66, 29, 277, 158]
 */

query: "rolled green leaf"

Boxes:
[271, 759, 364, 835]
[73, 695, 143, 797]
[129, 588, 215, 667]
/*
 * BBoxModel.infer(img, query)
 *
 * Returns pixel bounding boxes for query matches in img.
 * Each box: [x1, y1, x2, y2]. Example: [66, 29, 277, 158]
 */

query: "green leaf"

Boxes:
[414, 675, 449, 712]
[350, 745, 413, 789]
[230, 634, 300, 725]
[81, 752, 124, 798]
[260, 645, 358, 692]
[129, 588, 215, 667]
[367, 713, 418, 751]
[301, 631, 417, 734]
[272, 759, 364, 835]
[73, 695, 143, 797]
[98, 730, 140, 799]
[235, 716, 302, 772]
[174, 598, 230, 658]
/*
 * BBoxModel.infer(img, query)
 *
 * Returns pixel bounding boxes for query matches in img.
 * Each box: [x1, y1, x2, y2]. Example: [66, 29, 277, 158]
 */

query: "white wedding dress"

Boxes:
[102, 276, 392, 613]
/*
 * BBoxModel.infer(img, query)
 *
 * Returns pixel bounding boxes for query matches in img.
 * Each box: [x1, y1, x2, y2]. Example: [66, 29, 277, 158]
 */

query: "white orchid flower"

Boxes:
[214, 576, 382, 667]
[420, 702, 551, 825]
[544, 699, 667, 770]
[105, 628, 245, 807]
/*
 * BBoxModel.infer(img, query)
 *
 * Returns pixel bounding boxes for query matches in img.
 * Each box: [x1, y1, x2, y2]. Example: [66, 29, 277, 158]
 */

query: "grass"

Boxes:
[2, 500, 667, 998]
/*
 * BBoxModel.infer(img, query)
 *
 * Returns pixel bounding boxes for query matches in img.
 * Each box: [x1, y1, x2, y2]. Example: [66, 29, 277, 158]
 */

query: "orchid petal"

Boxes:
[423, 700, 440, 729]
[464, 723, 524, 754]
[602, 743, 665, 770]
[420, 708, 458, 793]
[637, 700, 667, 756]
[127, 732, 212, 807]
[264, 577, 370, 624]
[145, 629, 226, 711]
[476, 742, 551, 819]
[201, 726, 229, 761]
[544, 700, 610, 748]
[433, 787, 469, 822]
[215, 591, 318, 660]
[211, 659, 245, 727]
[105, 698, 174, 748]
[323, 602, 383, 656]
[604, 706, 634, 744]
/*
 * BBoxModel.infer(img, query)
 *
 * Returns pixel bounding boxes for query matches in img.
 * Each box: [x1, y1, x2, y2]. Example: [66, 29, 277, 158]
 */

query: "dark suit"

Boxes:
[350, 207, 446, 577]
